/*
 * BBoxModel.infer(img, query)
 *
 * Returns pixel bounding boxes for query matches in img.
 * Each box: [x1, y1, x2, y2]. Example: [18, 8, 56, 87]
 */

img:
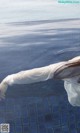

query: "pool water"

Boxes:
[0, 19, 80, 133]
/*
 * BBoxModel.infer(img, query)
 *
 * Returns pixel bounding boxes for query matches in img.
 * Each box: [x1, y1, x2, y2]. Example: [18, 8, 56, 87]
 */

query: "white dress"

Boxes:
[64, 77, 80, 106]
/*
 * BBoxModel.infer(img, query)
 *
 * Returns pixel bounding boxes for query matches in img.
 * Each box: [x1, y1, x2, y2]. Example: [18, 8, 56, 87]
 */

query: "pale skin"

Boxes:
[0, 56, 80, 106]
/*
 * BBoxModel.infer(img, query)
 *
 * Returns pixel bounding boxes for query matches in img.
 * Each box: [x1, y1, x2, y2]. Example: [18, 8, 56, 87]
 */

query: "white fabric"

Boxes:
[64, 77, 80, 106]
[0, 56, 80, 106]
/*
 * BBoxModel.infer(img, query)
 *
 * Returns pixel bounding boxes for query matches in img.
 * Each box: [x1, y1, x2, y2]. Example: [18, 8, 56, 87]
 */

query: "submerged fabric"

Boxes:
[0, 56, 80, 106]
[64, 77, 80, 106]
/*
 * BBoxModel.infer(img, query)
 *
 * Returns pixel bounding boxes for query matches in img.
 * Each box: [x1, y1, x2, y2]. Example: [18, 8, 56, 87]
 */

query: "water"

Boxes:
[0, 19, 80, 133]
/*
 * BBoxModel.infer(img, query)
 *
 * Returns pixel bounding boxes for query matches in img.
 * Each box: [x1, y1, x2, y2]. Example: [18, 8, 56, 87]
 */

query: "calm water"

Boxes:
[0, 19, 80, 133]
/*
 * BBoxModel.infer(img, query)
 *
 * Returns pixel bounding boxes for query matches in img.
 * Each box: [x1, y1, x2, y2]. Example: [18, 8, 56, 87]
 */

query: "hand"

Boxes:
[0, 81, 8, 101]
[0, 90, 5, 101]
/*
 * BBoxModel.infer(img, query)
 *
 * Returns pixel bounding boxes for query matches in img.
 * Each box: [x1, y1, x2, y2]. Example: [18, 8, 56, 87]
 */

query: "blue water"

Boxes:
[0, 19, 80, 133]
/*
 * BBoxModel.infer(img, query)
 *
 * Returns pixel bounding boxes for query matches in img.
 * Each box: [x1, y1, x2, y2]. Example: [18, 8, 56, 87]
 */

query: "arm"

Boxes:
[3, 62, 67, 85]
[6, 61, 67, 85]
[0, 62, 66, 100]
